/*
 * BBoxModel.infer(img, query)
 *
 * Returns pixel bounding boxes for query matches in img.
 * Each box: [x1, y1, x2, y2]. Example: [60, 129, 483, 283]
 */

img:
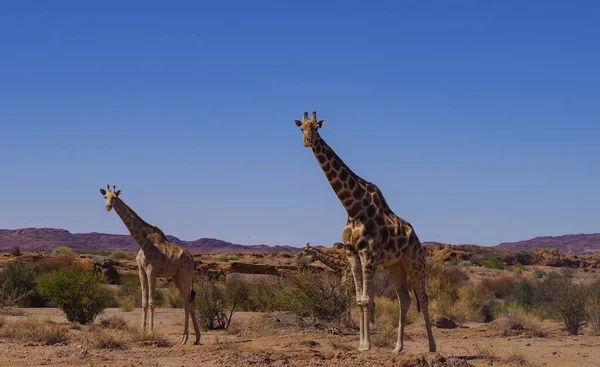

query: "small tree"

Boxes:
[194, 275, 229, 330]
[10, 246, 21, 257]
[552, 282, 588, 335]
[36, 267, 114, 324]
[0, 262, 45, 307]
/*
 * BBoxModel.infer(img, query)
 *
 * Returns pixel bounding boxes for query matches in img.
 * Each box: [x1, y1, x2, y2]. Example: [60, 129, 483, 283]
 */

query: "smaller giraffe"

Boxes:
[296, 243, 375, 323]
[100, 185, 200, 345]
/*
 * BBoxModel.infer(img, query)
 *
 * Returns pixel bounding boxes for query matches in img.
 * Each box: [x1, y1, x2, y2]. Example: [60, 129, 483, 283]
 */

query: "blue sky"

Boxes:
[1, 1, 599, 247]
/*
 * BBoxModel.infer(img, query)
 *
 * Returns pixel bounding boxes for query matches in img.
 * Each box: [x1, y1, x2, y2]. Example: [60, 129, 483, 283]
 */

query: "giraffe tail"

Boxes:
[190, 278, 197, 302]
[414, 289, 421, 313]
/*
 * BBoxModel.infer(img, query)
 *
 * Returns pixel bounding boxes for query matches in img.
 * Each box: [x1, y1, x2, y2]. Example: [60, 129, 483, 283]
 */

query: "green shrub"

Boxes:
[116, 274, 165, 309]
[110, 250, 134, 260]
[10, 246, 21, 257]
[36, 266, 114, 324]
[482, 257, 504, 270]
[0, 262, 46, 307]
[53, 246, 74, 255]
[215, 254, 239, 262]
[458, 261, 472, 267]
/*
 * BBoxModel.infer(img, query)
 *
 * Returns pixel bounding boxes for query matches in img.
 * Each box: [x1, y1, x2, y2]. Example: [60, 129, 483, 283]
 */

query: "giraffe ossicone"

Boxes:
[295, 112, 437, 353]
[99, 185, 201, 345]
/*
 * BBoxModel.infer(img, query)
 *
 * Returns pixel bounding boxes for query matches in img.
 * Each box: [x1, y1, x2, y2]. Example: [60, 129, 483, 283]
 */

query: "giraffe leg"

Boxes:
[138, 267, 149, 332]
[346, 251, 364, 350]
[173, 277, 190, 344]
[189, 281, 201, 345]
[412, 271, 436, 352]
[387, 265, 411, 353]
[358, 250, 375, 351]
[147, 270, 158, 334]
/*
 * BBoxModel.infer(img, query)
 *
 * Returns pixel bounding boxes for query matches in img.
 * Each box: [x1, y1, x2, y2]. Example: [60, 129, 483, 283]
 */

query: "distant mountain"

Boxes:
[496, 233, 600, 255]
[0, 228, 300, 254]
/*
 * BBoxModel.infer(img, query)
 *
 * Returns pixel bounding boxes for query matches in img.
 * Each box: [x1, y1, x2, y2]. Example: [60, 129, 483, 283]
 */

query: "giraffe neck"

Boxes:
[112, 197, 166, 252]
[311, 135, 376, 218]
[311, 248, 347, 273]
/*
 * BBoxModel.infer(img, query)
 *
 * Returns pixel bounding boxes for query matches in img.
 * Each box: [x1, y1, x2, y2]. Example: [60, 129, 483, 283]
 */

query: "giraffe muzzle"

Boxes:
[106, 205, 113, 211]
[303, 138, 312, 147]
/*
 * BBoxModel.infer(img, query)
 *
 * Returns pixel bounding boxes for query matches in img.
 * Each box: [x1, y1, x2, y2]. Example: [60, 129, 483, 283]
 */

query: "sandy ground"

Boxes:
[1, 308, 600, 367]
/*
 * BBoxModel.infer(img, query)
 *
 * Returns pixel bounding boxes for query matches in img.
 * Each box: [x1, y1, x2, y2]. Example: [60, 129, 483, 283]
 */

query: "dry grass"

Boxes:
[99, 315, 130, 331]
[118, 295, 136, 312]
[0, 318, 69, 345]
[129, 328, 173, 348]
[89, 331, 129, 350]
[371, 296, 418, 348]
[586, 294, 600, 335]
[492, 305, 547, 337]
[475, 344, 531, 366]
[476, 275, 516, 299]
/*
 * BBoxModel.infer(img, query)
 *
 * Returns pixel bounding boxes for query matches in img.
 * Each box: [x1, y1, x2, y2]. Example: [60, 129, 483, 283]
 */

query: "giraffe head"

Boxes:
[99, 185, 122, 211]
[295, 111, 326, 147]
[296, 243, 318, 259]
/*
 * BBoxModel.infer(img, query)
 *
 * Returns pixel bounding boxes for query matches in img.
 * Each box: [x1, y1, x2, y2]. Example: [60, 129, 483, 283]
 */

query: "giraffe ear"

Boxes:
[115, 190, 122, 197]
[100, 189, 107, 196]
[317, 120, 326, 129]
[295, 120, 302, 127]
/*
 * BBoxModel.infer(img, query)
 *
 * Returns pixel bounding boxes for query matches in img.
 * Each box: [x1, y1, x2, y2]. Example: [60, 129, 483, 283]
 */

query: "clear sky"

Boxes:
[1, 1, 599, 247]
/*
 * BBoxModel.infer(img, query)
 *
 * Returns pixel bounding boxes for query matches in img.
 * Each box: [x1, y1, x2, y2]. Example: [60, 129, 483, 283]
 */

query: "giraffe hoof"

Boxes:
[393, 345, 404, 354]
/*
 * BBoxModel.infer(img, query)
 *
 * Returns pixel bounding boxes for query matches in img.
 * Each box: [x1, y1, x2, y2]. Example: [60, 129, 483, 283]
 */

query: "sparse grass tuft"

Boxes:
[0, 319, 69, 345]
[90, 331, 129, 350]
[99, 315, 129, 330]
[130, 328, 173, 348]
[493, 304, 546, 337]
[53, 246, 74, 255]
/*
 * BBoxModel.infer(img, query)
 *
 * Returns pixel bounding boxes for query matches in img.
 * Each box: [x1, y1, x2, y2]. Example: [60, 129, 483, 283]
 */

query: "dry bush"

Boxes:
[285, 269, 354, 324]
[493, 304, 546, 337]
[475, 344, 531, 366]
[194, 280, 227, 330]
[166, 285, 184, 308]
[0, 262, 46, 307]
[118, 295, 136, 312]
[129, 328, 172, 347]
[371, 296, 418, 348]
[586, 281, 600, 335]
[99, 315, 129, 331]
[0, 319, 69, 345]
[89, 331, 129, 350]
[0, 317, 5, 329]
[248, 277, 294, 312]
[552, 282, 588, 335]
[427, 262, 469, 318]
[37, 255, 76, 273]
[476, 275, 516, 299]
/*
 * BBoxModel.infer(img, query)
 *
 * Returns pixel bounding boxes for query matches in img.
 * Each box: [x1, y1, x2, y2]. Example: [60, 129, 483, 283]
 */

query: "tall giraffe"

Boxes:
[99, 185, 200, 345]
[297, 243, 375, 323]
[294, 112, 436, 353]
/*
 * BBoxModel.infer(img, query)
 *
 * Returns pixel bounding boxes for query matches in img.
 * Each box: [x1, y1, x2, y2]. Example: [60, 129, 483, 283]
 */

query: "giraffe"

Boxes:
[99, 185, 200, 345]
[294, 112, 436, 353]
[296, 243, 375, 324]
